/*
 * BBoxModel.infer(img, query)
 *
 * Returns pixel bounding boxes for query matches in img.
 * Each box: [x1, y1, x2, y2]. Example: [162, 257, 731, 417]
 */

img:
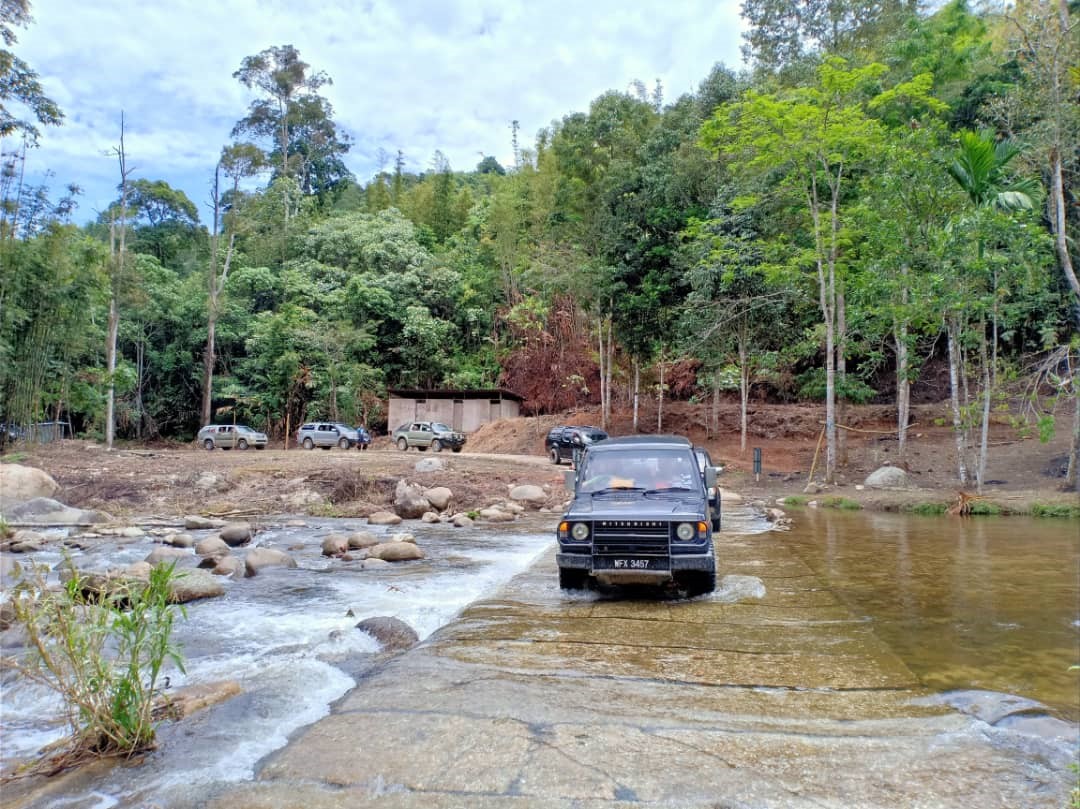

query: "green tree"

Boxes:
[0, 0, 61, 143]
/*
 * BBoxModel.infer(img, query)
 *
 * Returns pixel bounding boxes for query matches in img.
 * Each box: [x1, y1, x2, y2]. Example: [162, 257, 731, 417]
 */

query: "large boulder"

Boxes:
[367, 511, 402, 526]
[211, 555, 244, 578]
[0, 464, 59, 507]
[424, 486, 453, 511]
[864, 466, 909, 489]
[165, 533, 195, 548]
[355, 616, 419, 651]
[322, 534, 349, 557]
[3, 498, 110, 526]
[509, 484, 547, 508]
[144, 546, 191, 566]
[452, 514, 474, 528]
[393, 480, 431, 519]
[347, 531, 380, 549]
[244, 548, 297, 577]
[195, 536, 230, 557]
[367, 541, 425, 562]
[219, 522, 253, 546]
[168, 569, 226, 603]
[479, 506, 515, 523]
[184, 515, 225, 530]
[414, 458, 446, 473]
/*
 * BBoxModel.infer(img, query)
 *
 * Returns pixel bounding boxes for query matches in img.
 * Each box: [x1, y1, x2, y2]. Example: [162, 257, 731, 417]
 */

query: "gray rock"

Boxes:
[479, 506, 515, 523]
[367, 541, 425, 562]
[421, 511, 441, 523]
[184, 515, 225, 530]
[424, 486, 453, 511]
[124, 561, 153, 580]
[393, 479, 431, 519]
[166, 533, 195, 548]
[322, 534, 349, 556]
[219, 522, 253, 546]
[211, 556, 244, 578]
[509, 484, 547, 507]
[144, 546, 190, 566]
[0, 464, 59, 507]
[355, 616, 419, 651]
[367, 511, 402, 526]
[414, 458, 446, 473]
[388, 531, 416, 544]
[452, 514, 474, 528]
[347, 531, 379, 549]
[195, 536, 230, 557]
[864, 465, 909, 489]
[168, 569, 226, 603]
[245, 548, 297, 577]
[3, 498, 110, 526]
[361, 557, 390, 569]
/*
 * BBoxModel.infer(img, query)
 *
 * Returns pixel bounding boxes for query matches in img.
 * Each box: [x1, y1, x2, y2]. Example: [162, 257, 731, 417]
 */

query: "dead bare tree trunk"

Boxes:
[633, 358, 640, 433]
[947, 316, 969, 484]
[738, 340, 749, 453]
[656, 345, 664, 434]
[106, 116, 131, 451]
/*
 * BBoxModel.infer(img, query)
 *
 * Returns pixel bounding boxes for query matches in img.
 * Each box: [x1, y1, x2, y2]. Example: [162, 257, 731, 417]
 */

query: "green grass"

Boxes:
[903, 502, 949, 516]
[819, 496, 863, 510]
[779, 495, 808, 507]
[1, 451, 28, 464]
[968, 501, 1002, 516]
[1030, 503, 1080, 519]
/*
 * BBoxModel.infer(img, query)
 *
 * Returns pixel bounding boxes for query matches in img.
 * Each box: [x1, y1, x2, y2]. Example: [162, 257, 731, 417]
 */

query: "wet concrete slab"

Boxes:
[206, 531, 1074, 809]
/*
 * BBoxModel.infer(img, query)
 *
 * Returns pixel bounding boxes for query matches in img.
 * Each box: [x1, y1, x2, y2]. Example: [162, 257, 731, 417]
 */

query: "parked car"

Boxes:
[392, 421, 465, 452]
[296, 422, 359, 450]
[694, 446, 723, 531]
[545, 425, 608, 465]
[354, 425, 372, 450]
[556, 435, 718, 595]
[198, 424, 268, 450]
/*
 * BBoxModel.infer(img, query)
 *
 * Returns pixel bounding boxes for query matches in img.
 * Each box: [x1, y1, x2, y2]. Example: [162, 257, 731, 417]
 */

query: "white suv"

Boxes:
[296, 422, 358, 449]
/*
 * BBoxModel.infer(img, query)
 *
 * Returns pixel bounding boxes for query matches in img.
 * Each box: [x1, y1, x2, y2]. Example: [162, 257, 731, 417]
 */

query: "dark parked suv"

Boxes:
[556, 435, 718, 596]
[545, 425, 608, 465]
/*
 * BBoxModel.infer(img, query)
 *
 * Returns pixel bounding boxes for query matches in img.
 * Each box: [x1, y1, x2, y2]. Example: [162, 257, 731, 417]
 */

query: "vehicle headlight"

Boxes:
[676, 522, 696, 541]
[571, 522, 590, 541]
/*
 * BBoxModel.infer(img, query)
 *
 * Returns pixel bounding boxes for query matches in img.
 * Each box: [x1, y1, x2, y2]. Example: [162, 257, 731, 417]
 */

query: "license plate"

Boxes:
[596, 557, 668, 570]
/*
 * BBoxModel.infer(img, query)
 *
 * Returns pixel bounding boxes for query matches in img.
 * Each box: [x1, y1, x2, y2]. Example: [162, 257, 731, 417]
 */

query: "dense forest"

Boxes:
[0, 0, 1076, 490]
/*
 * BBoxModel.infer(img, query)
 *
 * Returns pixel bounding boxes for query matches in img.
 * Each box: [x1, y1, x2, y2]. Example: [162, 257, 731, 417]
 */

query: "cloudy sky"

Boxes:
[13, 0, 746, 224]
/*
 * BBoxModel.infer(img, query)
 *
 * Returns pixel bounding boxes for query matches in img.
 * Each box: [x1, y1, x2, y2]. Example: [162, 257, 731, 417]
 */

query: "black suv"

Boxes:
[545, 425, 608, 465]
[556, 435, 718, 596]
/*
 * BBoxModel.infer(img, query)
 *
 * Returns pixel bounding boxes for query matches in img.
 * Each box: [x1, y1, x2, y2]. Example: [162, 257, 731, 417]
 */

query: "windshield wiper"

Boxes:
[643, 486, 695, 495]
[587, 483, 643, 494]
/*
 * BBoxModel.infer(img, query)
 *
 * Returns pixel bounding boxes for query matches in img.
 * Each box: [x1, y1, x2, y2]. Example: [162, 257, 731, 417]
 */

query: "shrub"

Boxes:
[780, 496, 808, 507]
[820, 496, 863, 510]
[904, 502, 949, 516]
[1031, 503, 1080, 519]
[968, 501, 1002, 516]
[3, 560, 186, 765]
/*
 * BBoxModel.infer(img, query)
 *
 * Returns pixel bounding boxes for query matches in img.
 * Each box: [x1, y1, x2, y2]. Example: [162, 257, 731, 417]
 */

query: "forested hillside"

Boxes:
[0, 0, 1076, 491]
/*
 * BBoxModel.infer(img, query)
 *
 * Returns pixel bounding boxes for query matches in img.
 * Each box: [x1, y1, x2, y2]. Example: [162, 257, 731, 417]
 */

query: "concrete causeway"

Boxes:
[207, 528, 1071, 808]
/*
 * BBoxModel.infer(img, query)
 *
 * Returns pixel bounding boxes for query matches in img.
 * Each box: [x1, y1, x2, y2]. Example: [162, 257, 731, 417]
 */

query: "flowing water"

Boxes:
[1, 505, 1077, 805]
[782, 508, 1080, 722]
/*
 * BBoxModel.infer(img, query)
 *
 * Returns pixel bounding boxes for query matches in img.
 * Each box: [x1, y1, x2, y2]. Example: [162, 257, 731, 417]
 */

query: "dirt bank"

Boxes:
[6, 401, 1077, 521]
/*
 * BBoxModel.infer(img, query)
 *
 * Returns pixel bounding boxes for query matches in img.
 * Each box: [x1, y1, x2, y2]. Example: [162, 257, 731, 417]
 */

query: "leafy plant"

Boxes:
[819, 496, 863, 510]
[780, 495, 807, 506]
[1030, 503, 1080, 519]
[3, 560, 186, 766]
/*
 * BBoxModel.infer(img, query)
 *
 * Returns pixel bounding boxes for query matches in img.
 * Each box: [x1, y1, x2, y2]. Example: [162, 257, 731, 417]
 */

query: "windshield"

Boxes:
[432, 423, 452, 433]
[578, 448, 701, 494]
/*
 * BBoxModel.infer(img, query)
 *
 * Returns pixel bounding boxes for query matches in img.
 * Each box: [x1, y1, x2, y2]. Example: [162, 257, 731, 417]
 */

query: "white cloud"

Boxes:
[13, 0, 745, 223]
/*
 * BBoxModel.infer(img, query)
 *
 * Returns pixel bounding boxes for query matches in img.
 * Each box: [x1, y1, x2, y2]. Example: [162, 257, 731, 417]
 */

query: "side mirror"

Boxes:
[564, 469, 577, 490]
[704, 467, 718, 488]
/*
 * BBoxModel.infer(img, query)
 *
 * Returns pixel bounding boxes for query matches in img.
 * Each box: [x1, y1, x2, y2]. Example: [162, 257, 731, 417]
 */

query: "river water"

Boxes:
[1, 505, 1077, 804]
[782, 508, 1080, 722]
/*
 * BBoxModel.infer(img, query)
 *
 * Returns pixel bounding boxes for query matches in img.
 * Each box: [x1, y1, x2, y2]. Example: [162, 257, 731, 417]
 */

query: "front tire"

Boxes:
[558, 568, 589, 590]
[303, 437, 314, 450]
[431, 439, 442, 452]
[338, 437, 349, 449]
[549, 448, 561, 465]
[397, 437, 408, 451]
[203, 439, 214, 450]
[237, 439, 248, 450]
[678, 569, 716, 598]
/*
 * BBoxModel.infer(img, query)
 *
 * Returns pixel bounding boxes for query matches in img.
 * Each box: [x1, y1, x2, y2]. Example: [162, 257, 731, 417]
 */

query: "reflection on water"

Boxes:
[784, 509, 1080, 721]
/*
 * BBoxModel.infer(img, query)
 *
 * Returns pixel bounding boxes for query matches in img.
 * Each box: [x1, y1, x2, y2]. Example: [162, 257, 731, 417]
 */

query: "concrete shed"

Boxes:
[387, 389, 523, 434]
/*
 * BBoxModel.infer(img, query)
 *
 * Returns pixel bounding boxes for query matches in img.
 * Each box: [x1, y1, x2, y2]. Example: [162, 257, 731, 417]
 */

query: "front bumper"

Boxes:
[556, 552, 715, 572]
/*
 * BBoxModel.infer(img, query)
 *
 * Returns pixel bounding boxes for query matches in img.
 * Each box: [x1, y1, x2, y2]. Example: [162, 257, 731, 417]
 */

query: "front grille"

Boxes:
[592, 520, 670, 556]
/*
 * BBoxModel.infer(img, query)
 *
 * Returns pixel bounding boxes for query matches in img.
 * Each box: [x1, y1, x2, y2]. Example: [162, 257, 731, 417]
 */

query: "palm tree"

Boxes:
[945, 129, 1038, 491]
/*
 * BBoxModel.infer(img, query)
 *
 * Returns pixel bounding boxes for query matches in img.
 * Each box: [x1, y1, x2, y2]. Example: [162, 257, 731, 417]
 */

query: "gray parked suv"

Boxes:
[296, 422, 359, 449]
